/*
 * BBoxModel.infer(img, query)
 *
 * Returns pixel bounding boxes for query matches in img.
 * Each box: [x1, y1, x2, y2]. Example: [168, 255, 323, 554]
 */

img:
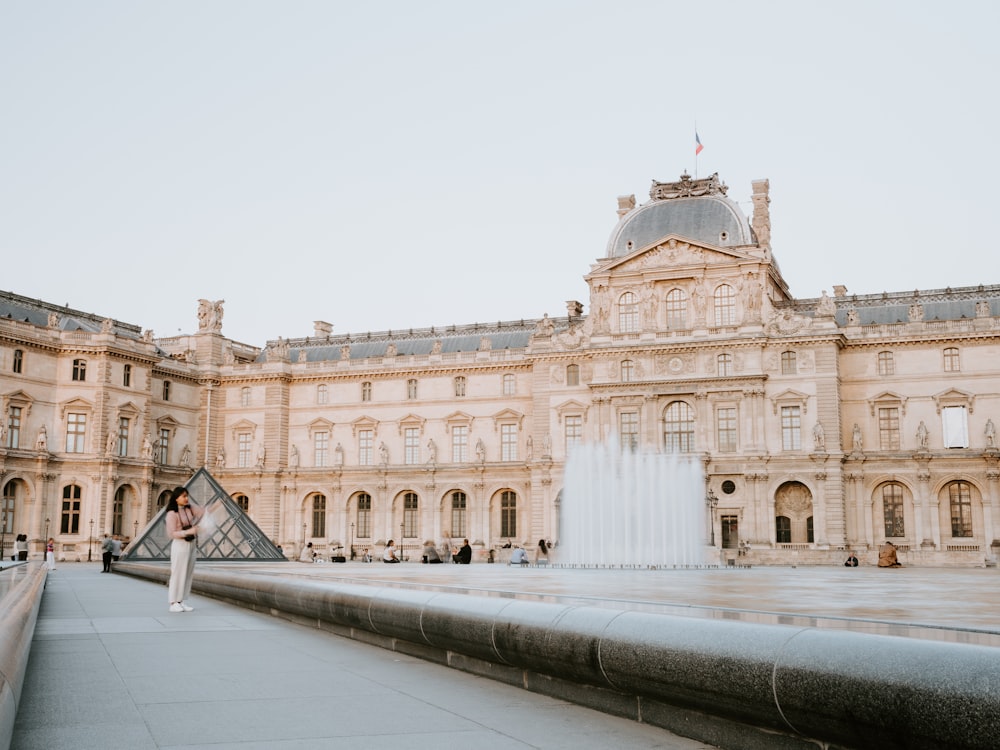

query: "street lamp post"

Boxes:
[44, 517, 50, 544]
[706, 489, 719, 547]
[133, 519, 138, 539]
[350, 522, 355, 560]
[88, 519, 94, 562]
[400, 522, 405, 562]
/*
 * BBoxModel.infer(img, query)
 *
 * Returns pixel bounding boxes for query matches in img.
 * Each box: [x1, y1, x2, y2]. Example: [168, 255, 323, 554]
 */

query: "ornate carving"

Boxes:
[649, 172, 728, 201]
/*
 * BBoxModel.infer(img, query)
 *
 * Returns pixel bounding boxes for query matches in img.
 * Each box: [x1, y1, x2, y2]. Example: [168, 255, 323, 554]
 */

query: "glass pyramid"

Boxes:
[121, 467, 286, 562]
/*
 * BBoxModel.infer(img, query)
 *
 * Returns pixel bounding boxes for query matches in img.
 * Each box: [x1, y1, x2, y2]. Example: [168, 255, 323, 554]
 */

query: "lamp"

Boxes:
[400, 522, 405, 561]
[44, 517, 50, 542]
[706, 489, 719, 547]
[88, 519, 94, 562]
[350, 522, 355, 560]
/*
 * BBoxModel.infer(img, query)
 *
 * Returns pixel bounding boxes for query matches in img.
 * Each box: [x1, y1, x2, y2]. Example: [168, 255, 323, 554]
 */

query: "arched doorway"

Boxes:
[774, 481, 814, 544]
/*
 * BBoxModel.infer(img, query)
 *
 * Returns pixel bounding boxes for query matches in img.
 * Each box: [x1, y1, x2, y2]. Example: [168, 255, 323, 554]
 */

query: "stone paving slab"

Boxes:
[12, 564, 718, 750]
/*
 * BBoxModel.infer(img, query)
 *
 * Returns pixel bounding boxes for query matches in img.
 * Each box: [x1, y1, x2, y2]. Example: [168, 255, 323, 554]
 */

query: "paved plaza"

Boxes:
[10, 560, 999, 749]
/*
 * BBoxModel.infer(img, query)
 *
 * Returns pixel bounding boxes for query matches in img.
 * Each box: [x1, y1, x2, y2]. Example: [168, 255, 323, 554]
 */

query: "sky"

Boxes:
[2, 1, 998, 346]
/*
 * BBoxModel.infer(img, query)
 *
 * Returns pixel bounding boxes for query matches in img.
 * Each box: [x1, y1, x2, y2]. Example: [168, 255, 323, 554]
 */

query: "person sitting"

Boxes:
[509, 545, 529, 566]
[422, 541, 442, 564]
[299, 542, 316, 562]
[453, 539, 472, 564]
[877, 541, 902, 568]
[535, 538, 550, 565]
[844, 551, 859, 567]
[383, 540, 400, 563]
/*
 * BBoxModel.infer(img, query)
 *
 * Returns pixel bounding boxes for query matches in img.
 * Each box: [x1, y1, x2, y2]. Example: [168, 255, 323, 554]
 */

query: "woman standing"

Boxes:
[14, 534, 29, 561]
[165, 486, 204, 612]
[45, 538, 56, 570]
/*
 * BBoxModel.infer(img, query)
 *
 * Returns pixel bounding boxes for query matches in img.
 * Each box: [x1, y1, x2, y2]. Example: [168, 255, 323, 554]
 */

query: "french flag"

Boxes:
[695, 132, 704, 155]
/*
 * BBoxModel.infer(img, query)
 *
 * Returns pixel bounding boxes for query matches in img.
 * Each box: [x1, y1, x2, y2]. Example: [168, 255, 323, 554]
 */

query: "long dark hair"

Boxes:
[165, 486, 189, 513]
[538, 539, 548, 554]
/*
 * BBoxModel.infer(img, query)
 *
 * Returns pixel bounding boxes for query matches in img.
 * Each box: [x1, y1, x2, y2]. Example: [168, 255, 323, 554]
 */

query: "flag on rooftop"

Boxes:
[695, 131, 704, 155]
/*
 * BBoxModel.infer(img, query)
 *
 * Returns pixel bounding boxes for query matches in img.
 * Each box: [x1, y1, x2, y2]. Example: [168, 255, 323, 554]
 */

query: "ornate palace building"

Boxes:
[2, 173, 999, 566]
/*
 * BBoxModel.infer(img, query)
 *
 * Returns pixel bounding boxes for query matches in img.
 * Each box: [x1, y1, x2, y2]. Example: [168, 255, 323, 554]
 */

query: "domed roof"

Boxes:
[606, 173, 756, 258]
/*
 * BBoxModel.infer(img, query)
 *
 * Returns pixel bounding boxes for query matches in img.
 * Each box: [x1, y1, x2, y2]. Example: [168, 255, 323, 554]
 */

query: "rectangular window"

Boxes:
[501, 424, 518, 461]
[158, 428, 170, 464]
[361, 382, 372, 402]
[452, 425, 468, 463]
[565, 415, 582, 453]
[314, 431, 329, 467]
[942, 406, 969, 448]
[717, 407, 737, 452]
[454, 377, 466, 397]
[882, 484, 905, 537]
[451, 491, 467, 538]
[359, 429, 373, 466]
[620, 411, 639, 452]
[943, 347, 961, 372]
[7, 406, 21, 449]
[407, 379, 418, 399]
[238, 433, 252, 468]
[123, 363, 131, 387]
[66, 413, 87, 453]
[162, 380, 171, 401]
[356, 494, 371, 538]
[312, 495, 326, 538]
[878, 407, 900, 450]
[241, 387, 251, 406]
[72, 359, 86, 381]
[317, 384, 328, 405]
[502, 373, 515, 395]
[404, 427, 420, 464]
[780, 351, 796, 375]
[877, 351, 894, 376]
[12, 349, 23, 374]
[566, 364, 580, 386]
[61, 486, 81, 535]
[780, 406, 801, 451]
[403, 493, 418, 538]
[500, 490, 516, 538]
[118, 417, 130, 457]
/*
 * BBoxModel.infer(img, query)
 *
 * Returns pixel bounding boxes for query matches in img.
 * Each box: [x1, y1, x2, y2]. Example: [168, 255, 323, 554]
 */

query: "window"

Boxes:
[775, 516, 791, 543]
[241, 387, 251, 407]
[878, 407, 900, 450]
[158, 428, 170, 464]
[12, 349, 23, 374]
[356, 493, 371, 538]
[882, 483, 905, 537]
[717, 407, 737, 452]
[317, 384, 328, 405]
[781, 351, 796, 375]
[314, 431, 329, 467]
[948, 481, 973, 537]
[162, 380, 171, 401]
[238, 433, 252, 468]
[403, 492, 418, 538]
[721, 515, 739, 548]
[665, 288, 687, 329]
[6, 406, 21, 449]
[1, 483, 14, 536]
[450, 491, 467, 537]
[780, 406, 801, 451]
[118, 417, 130, 457]
[664, 401, 694, 453]
[311, 494, 326, 538]
[454, 376, 466, 397]
[66, 413, 87, 453]
[501, 423, 518, 461]
[359, 429, 373, 465]
[502, 373, 515, 395]
[156, 491, 170, 511]
[620, 411, 639, 452]
[61, 484, 82, 534]
[500, 490, 517, 538]
[233, 494, 250, 513]
[717, 353, 733, 377]
[565, 415, 583, 452]
[452, 425, 468, 462]
[123, 364, 131, 387]
[361, 381, 372, 402]
[72, 358, 86, 381]
[618, 292, 639, 332]
[943, 347, 960, 372]
[407, 379, 418, 400]
[713, 285, 736, 326]
[566, 364, 580, 386]
[404, 427, 420, 464]
[112, 486, 125, 536]
[621, 359, 635, 382]
[877, 351, 895, 376]
[942, 406, 969, 448]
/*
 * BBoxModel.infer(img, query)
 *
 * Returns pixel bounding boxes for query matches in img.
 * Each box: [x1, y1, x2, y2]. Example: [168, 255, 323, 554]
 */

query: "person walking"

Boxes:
[100, 534, 114, 572]
[165, 486, 204, 612]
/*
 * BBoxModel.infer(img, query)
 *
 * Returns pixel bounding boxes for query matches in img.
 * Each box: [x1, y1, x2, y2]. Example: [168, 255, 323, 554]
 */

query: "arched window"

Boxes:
[877, 351, 895, 376]
[454, 376, 466, 397]
[502, 373, 516, 395]
[156, 490, 171, 511]
[72, 358, 87, 381]
[1, 481, 16, 538]
[12, 349, 23, 374]
[317, 384, 328, 404]
[665, 288, 687, 329]
[311, 494, 326, 538]
[112, 486, 126, 536]
[356, 493, 371, 538]
[947, 481, 973, 537]
[500, 490, 517, 538]
[232, 493, 250, 513]
[618, 292, 639, 332]
[882, 483, 905, 537]
[620, 359, 635, 382]
[61, 484, 82, 535]
[451, 491, 467, 538]
[717, 353, 733, 377]
[241, 387, 251, 406]
[943, 347, 961, 372]
[775, 516, 791, 543]
[664, 401, 695, 453]
[403, 492, 418, 538]
[781, 351, 797, 374]
[566, 364, 580, 386]
[714, 284, 736, 326]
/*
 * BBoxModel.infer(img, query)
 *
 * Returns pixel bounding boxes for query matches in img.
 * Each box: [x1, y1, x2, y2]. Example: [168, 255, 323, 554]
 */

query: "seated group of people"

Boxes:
[382, 539, 473, 564]
[843, 542, 904, 568]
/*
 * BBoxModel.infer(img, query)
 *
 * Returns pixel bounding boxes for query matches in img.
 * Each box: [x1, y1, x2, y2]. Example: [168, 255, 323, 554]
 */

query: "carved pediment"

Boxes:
[491, 408, 524, 429]
[770, 389, 809, 415]
[555, 399, 589, 424]
[599, 237, 749, 276]
[397, 413, 426, 435]
[229, 418, 257, 440]
[307, 418, 334, 436]
[350, 415, 379, 436]
[59, 397, 94, 419]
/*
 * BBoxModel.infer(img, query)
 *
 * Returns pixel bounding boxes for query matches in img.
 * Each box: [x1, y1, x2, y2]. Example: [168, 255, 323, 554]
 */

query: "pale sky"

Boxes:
[2, 1, 997, 345]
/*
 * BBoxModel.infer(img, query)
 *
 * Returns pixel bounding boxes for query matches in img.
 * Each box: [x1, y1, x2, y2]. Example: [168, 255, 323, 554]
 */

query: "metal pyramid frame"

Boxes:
[121, 467, 286, 562]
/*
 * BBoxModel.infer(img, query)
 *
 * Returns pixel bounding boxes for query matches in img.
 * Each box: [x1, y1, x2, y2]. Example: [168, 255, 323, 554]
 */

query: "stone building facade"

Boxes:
[2, 172, 999, 566]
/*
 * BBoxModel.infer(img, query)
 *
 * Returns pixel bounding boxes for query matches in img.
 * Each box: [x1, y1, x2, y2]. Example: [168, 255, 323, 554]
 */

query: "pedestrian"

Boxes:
[100, 533, 114, 572]
[165, 486, 204, 612]
[111, 534, 123, 563]
[15, 533, 29, 561]
[46, 538, 56, 570]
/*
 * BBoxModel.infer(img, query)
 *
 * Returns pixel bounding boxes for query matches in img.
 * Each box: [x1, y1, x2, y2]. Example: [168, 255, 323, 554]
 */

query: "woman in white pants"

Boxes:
[165, 486, 204, 612]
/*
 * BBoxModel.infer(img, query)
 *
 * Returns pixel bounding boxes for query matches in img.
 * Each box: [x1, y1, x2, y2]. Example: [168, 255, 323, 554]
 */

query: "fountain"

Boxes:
[558, 439, 709, 567]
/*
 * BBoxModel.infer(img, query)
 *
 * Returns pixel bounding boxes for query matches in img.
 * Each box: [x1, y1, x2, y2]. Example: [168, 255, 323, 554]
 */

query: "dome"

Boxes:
[606, 173, 756, 258]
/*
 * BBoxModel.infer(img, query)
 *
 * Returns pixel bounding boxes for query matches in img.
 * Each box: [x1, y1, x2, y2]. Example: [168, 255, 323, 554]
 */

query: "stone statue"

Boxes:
[431, 340, 442, 354]
[179, 444, 191, 466]
[215, 447, 226, 468]
[908, 303, 924, 322]
[378, 442, 389, 465]
[290, 444, 299, 468]
[812, 422, 825, 451]
[916, 421, 929, 449]
[340, 344, 351, 360]
[475, 438, 486, 464]
[846, 308, 860, 326]
[817, 290, 836, 317]
[385, 343, 397, 357]
[198, 299, 225, 332]
[525, 435, 533, 460]
[852, 424, 863, 453]
[986, 419, 996, 448]
[106, 431, 118, 455]
[536, 314, 555, 336]
[426, 439, 437, 464]
[334, 442, 344, 466]
[141, 433, 153, 459]
[36, 425, 48, 451]
[256, 445, 266, 469]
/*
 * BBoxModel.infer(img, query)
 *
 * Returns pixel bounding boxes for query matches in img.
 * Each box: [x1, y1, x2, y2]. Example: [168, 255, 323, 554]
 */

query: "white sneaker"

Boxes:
[180, 602, 194, 612]
[169, 603, 184, 613]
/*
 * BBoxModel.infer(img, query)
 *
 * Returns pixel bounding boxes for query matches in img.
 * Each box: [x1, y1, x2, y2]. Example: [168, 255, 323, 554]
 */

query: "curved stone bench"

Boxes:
[114, 562, 1000, 750]
[0, 563, 47, 750]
